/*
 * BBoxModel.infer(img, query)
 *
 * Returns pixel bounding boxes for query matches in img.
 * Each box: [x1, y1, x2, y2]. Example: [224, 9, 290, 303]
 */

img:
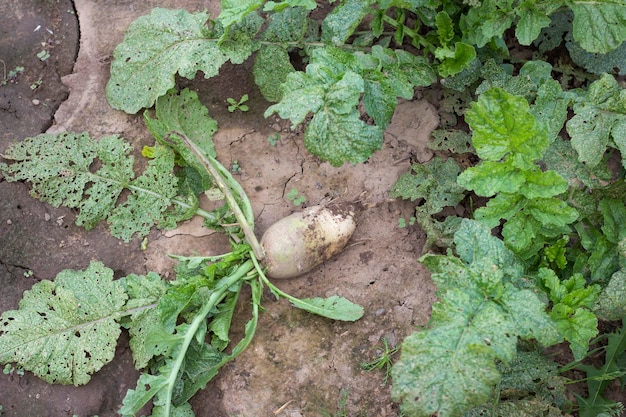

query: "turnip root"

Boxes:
[260, 202, 362, 279]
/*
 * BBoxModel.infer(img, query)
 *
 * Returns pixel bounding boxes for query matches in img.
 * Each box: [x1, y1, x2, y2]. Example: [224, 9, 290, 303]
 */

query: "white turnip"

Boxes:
[260, 202, 362, 279]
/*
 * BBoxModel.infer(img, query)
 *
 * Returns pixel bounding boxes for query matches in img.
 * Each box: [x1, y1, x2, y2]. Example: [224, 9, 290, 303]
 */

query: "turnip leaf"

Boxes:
[393, 220, 560, 416]
[106, 8, 262, 113]
[390, 157, 465, 215]
[0, 133, 194, 241]
[0, 262, 126, 385]
[567, 74, 626, 169]
[289, 295, 364, 321]
[570, 2, 626, 54]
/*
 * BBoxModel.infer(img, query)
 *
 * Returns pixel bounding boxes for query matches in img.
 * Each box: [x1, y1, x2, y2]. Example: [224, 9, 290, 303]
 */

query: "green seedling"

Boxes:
[227, 94, 249, 112]
[286, 188, 306, 206]
[268, 133, 281, 146]
[36, 50, 50, 61]
[397, 217, 416, 228]
[30, 79, 42, 90]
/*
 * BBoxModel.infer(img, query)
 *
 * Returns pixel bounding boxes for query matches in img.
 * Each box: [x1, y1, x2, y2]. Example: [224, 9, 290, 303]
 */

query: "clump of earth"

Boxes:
[0, 2, 441, 416]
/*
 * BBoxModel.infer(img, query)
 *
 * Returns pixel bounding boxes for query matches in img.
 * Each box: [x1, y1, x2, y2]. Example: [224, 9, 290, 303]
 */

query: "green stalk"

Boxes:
[160, 259, 254, 417]
[174, 132, 265, 261]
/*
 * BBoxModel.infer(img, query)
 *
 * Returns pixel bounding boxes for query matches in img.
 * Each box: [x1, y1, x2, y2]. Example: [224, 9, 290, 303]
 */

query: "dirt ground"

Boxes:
[0, 1, 440, 417]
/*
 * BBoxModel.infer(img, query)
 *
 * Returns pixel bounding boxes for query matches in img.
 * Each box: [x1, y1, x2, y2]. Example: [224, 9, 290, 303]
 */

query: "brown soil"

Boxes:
[0, 1, 437, 417]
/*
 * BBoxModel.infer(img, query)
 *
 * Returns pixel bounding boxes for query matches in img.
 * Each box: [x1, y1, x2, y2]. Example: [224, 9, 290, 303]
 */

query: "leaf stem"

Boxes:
[172, 132, 266, 261]
[161, 259, 254, 417]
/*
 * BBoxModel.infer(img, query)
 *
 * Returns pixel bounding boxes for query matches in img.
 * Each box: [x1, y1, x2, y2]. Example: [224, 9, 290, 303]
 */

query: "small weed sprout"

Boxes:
[268, 133, 281, 146]
[36, 50, 50, 61]
[231, 160, 241, 173]
[227, 94, 249, 112]
[397, 217, 416, 228]
[286, 188, 306, 206]
[361, 338, 399, 385]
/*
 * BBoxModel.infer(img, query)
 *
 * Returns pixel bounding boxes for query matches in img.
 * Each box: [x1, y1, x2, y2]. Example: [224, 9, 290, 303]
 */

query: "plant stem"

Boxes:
[174, 132, 266, 261]
[161, 259, 254, 416]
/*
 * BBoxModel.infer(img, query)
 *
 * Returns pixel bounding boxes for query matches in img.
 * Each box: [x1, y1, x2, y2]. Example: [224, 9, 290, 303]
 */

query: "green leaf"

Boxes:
[218, 0, 264, 29]
[107, 145, 185, 241]
[263, 0, 317, 12]
[550, 304, 598, 361]
[453, 219, 524, 280]
[0, 262, 126, 385]
[524, 197, 579, 228]
[531, 78, 570, 141]
[518, 170, 568, 199]
[362, 46, 436, 128]
[566, 32, 626, 76]
[457, 160, 526, 197]
[474, 193, 526, 228]
[264, 71, 325, 126]
[304, 109, 382, 166]
[428, 129, 474, 154]
[437, 42, 477, 78]
[570, 2, 626, 53]
[144, 88, 218, 158]
[543, 137, 612, 188]
[390, 157, 465, 215]
[567, 74, 626, 168]
[289, 295, 364, 321]
[466, 88, 548, 162]
[600, 198, 626, 243]
[459, 0, 514, 48]
[397, 219, 560, 415]
[0, 133, 193, 241]
[106, 8, 262, 113]
[107, 9, 214, 113]
[253, 48, 296, 102]
[595, 270, 626, 321]
[120, 272, 169, 369]
[436, 11, 454, 47]
[0, 133, 128, 228]
[515, 1, 553, 45]
[321, 0, 373, 45]
[392, 324, 502, 417]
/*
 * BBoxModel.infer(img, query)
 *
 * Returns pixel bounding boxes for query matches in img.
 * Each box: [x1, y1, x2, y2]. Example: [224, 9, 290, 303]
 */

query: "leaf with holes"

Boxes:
[0, 262, 126, 385]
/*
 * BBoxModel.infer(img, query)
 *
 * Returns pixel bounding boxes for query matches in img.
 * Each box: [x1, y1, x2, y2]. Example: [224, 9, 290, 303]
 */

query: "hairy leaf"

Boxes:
[567, 74, 626, 169]
[594, 270, 626, 321]
[466, 88, 547, 163]
[570, 2, 626, 54]
[0, 133, 193, 241]
[0, 262, 126, 385]
[265, 49, 383, 165]
[394, 220, 559, 416]
[515, 2, 553, 45]
[144, 88, 217, 158]
[567, 33, 626, 76]
[106, 8, 262, 113]
[390, 157, 465, 215]
[543, 137, 612, 188]
[120, 272, 169, 369]
[304, 109, 382, 166]
[321, 0, 373, 45]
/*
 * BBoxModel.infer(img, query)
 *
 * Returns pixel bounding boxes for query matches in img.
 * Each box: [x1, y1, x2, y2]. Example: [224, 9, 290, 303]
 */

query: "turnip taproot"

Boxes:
[260, 202, 362, 279]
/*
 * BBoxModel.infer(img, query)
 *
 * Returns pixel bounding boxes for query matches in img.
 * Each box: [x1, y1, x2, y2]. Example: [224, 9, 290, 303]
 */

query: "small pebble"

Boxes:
[44, 213, 51, 221]
[6, 219, 12, 225]
[32, 99, 40, 105]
